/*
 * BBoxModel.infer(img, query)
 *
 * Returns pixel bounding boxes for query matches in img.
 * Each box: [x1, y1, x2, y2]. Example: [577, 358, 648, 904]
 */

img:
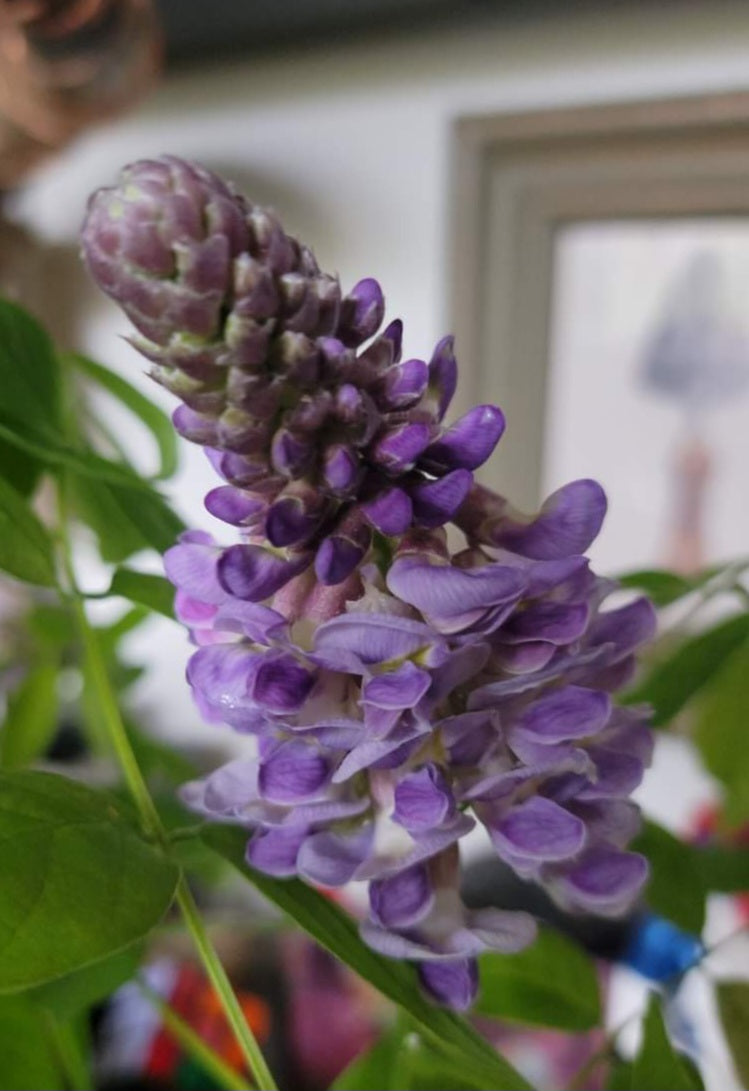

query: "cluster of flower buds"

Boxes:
[82, 157, 655, 1011]
[82, 156, 504, 595]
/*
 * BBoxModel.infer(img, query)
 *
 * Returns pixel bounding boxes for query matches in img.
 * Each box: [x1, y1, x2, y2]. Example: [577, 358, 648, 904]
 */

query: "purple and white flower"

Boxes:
[82, 156, 656, 1011]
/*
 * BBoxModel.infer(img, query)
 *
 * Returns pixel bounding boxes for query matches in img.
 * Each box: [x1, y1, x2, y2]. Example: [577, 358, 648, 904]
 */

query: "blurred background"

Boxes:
[2, 2, 749, 1088]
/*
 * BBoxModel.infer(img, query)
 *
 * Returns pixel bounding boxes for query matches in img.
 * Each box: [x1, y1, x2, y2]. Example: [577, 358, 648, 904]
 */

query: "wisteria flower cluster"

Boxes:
[82, 156, 656, 1011]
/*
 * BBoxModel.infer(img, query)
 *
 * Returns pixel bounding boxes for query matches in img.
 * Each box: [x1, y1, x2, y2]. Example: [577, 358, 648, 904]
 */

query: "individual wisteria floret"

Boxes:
[82, 156, 657, 1011]
[81, 155, 504, 595]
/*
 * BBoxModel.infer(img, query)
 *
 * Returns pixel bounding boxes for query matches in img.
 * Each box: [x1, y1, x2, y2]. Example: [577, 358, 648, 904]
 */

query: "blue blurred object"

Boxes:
[623, 913, 704, 983]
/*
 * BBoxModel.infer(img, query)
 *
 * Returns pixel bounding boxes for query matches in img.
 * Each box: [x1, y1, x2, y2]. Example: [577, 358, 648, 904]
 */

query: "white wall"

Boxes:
[11, 0, 749, 742]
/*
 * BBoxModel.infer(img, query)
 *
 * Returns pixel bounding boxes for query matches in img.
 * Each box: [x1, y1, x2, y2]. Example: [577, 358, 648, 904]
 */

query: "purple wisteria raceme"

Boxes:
[82, 156, 656, 1011]
[81, 156, 504, 596]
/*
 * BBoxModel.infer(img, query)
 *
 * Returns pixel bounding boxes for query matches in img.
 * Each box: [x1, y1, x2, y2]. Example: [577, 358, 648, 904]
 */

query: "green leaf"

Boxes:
[631, 995, 700, 1090]
[0, 770, 179, 992]
[606, 1059, 633, 1090]
[632, 822, 706, 934]
[334, 1025, 490, 1091]
[68, 353, 178, 480]
[72, 475, 183, 562]
[0, 436, 40, 496]
[716, 982, 749, 1088]
[203, 824, 532, 1091]
[476, 926, 600, 1030]
[693, 845, 749, 893]
[0, 476, 57, 587]
[694, 635, 749, 825]
[625, 614, 749, 726]
[0, 411, 178, 499]
[0, 662, 59, 769]
[0, 995, 62, 1090]
[616, 569, 696, 607]
[333, 1029, 400, 1090]
[30, 945, 141, 1018]
[0, 300, 61, 434]
[109, 568, 175, 618]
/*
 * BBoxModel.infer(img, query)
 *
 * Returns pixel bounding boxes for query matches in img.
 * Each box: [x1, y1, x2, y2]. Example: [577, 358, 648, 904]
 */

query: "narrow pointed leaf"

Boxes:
[625, 615, 749, 726]
[0, 662, 59, 769]
[69, 353, 178, 480]
[0, 477, 57, 587]
[109, 568, 175, 618]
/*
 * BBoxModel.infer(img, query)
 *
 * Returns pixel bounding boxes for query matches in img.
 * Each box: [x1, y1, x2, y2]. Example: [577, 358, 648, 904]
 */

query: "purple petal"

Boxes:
[393, 764, 455, 833]
[386, 556, 525, 633]
[371, 422, 432, 474]
[378, 357, 429, 410]
[570, 799, 642, 848]
[314, 532, 369, 586]
[322, 444, 359, 495]
[364, 662, 432, 710]
[492, 480, 607, 559]
[265, 494, 324, 547]
[552, 847, 648, 915]
[362, 487, 413, 536]
[357, 814, 475, 881]
[489, 797, 586, 862]
[246, 825, 307, 877]
[251, 653, 316, 713]
[410, 469, 473, 528]
[270, 428, 314, 478]
[420, 405, 505, 473]
[579, 746, 645, 799]
[427, 335, 458, 421]
[588, 597, 657, 657]
[466, 907, 538, 953]
[338, 277, 385, 346]
[259, 740, 331, 803]
[218, 544, 311, 600]
[418, 959, 478, 1011]
[205, 486, 265, 526]
[370, 864, 434, 928]
[314, 613, 440, 669]
[296, 824, 374, 887]
[503, 601, 590, 645]
[428, 643, 490, 703]
[164, 535, 225, 604]
[519, 686, 612, 743]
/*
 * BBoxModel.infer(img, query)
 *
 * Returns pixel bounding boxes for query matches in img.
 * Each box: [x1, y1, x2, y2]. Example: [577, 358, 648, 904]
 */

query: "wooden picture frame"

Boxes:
[450, 92, 749, 509]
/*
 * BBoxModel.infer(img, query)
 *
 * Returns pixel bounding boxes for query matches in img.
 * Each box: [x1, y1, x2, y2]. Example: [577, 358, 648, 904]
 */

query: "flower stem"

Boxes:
[57, 495, 278, 1091]
[137, 976, 252, 1091]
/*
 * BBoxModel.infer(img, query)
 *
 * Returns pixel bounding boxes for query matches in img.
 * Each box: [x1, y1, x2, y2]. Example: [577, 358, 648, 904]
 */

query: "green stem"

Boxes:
[43, 1012, 92, 1091]
[57, 496, 278, 1091]
[175, 877, 276, 1091]
[137, 977, 252, 1091]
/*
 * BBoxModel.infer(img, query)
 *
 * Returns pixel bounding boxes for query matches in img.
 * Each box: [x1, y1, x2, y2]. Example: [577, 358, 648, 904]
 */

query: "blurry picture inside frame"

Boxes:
[545, 220, 749, 575]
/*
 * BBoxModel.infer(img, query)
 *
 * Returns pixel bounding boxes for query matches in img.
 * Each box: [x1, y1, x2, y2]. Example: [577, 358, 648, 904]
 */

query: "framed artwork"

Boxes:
[450, 93, 749, 573]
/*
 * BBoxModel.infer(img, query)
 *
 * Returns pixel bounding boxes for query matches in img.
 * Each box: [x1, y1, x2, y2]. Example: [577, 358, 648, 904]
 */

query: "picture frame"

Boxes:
[450, 91, 749, 514]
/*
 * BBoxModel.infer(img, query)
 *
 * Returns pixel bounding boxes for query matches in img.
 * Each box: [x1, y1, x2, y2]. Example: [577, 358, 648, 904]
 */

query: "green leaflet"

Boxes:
[0, 771, 178, 992]
[632, 822, 707, 934]
[476, 927, 601, 1030]
[0, 662, 60, 769]
[68, 352, 178, 480]
[109, 567, 176, 618]
[0, 476, 57, 587]
[625, 614, 749, 726]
